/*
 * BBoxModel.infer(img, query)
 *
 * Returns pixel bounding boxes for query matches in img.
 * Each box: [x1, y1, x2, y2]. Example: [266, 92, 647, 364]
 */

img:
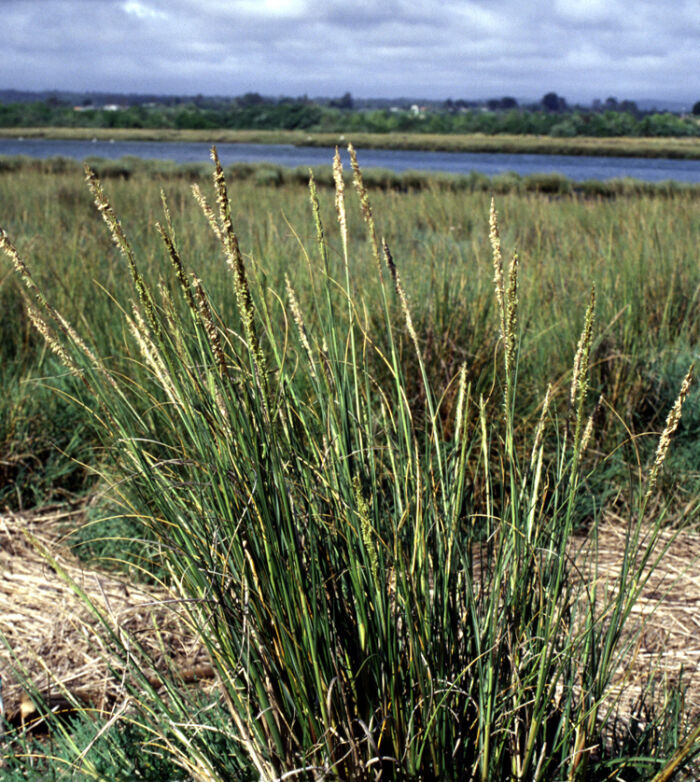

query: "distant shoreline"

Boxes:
[2, 127, 700, 160]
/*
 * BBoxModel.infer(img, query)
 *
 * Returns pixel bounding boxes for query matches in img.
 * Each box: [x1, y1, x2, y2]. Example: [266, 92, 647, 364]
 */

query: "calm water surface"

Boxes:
[2, 137, 700, 183]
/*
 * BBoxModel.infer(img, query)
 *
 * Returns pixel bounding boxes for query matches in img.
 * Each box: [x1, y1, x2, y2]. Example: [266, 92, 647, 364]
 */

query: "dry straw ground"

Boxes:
[0, 503, 697, 738]
[0, 503, 212, 731]
[572, 516, 700, 721]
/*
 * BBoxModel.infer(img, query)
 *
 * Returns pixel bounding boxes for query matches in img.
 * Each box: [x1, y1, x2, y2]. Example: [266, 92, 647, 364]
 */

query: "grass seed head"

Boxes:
[353, 475, 379, 586]
[210, 146, 232, 238]
[26, 302, 80, 374]
[127, 304, 178, 406]
[192, 273, 229, 380]
[382, 238, 397, 284]
[455, 362, 468, 444]
[348, 144, 382, 277]
[645, 363, 694, 504]
[383, 239, 420, 356]
[0, 230, 38, 298]
[307, 170, 329, 274]
[333, 148, 348, 259]
[580, 393, 602, 456]
[85, 165, 159, 339]
[570, 286, 596, 412]
[505, 251, 519, 378]
[160, 188, 175, 239]
[156, 221, 198, 316]
[489, 198, 505, 322]
[208, 148, 264, 390]
[285, 274, 317, 379]
[191, 183, 223, 243]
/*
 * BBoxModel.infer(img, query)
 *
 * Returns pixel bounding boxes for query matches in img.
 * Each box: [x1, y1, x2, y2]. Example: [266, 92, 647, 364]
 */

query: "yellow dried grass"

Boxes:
[0, 504, 211, 729]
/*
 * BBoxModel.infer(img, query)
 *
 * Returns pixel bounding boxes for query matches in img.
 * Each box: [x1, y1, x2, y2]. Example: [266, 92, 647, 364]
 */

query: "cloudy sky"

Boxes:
[4, 0, 699, 104]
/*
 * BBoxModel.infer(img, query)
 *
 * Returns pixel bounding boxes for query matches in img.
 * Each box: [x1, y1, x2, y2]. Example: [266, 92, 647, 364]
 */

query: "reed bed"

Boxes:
[1, 148, 699, 780]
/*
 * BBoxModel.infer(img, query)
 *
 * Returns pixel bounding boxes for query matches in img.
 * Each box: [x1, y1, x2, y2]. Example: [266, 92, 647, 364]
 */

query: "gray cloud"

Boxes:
[2, 0, 698, 103]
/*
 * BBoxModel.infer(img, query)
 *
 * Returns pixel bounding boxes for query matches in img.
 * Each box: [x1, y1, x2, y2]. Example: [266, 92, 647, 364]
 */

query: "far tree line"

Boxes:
[0, 91, 699, 137]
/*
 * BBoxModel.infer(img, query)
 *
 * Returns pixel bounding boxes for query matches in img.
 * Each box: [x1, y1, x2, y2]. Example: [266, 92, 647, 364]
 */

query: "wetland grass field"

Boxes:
[1, 151, 700, 779]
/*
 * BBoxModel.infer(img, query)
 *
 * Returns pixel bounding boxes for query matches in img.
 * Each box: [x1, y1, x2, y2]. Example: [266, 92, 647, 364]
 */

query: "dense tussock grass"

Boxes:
[1, 148, 699, 779]
[2, 162, 699, 510]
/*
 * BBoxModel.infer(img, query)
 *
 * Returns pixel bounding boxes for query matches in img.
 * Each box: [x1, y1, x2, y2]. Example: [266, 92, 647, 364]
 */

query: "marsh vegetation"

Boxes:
[1, 151, 699, 780]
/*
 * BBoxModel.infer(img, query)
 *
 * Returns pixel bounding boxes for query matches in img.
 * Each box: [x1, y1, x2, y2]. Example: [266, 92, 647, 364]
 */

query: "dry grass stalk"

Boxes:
[574, 517, 700, 721]
[2, 503, 697, 745]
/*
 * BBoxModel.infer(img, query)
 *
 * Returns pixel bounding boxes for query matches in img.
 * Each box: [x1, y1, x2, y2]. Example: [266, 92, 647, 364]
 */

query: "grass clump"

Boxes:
[2, 147, 699, 780]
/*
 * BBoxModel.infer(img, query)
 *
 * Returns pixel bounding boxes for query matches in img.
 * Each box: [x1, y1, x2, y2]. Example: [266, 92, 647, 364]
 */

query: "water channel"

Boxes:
[2, 136, 700, 183]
